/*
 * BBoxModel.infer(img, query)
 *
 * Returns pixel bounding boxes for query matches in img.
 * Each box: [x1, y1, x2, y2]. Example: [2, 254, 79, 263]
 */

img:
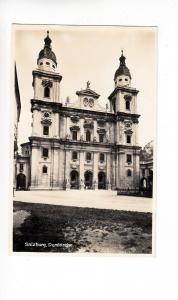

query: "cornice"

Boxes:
[76, 89, 100, 99]
[60, 106, 115, 121]
[116, 112, 140, 122]
[116, 144, 141, 151]
[29, 136, 115, 149]
[32, 70, 62, 82]
[31, 99, 62, 112]
[108, 86, 139, 100]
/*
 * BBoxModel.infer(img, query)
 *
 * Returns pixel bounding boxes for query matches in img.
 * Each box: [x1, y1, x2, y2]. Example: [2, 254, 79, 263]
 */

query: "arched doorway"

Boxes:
[98, 172, 106, 189]
[70, 170, 79, 189]
[16, 173, 26, 190]
[84, 171, 93, 189]
[140, 177, 147, 189]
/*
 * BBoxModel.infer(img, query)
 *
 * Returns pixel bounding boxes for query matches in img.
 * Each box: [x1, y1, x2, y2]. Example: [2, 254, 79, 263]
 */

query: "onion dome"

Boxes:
[37, 31, 57, 65]
[114, 50, 131, 80]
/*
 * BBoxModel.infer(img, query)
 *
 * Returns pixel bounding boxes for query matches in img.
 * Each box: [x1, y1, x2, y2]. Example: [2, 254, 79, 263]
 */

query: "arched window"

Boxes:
[126, 100, 130, 110]
[86, 130, 91, 142]
[44, 86, 50, 98]
[127, 169, 132, 177]
[42, 165, 47, 174]
[126, 154, 132, 163]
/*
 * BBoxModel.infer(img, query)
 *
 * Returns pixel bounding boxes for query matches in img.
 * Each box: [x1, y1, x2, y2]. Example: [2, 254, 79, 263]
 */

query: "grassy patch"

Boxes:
[13, 201, 152, 254]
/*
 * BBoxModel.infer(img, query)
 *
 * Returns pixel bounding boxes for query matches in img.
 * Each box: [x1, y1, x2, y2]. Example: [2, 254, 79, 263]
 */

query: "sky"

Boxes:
[13, 25, 157, 147]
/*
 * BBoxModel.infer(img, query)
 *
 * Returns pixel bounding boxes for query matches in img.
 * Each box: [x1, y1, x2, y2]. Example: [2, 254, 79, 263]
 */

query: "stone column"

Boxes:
[106, 153, 111, 190]
[115, 152, 119, 189]
[30, 145, 39, 189]
[93, 119, 97, 141]
[51, 145, 59, 189]
[115, 122, 119, 144]
[93, 152, 98, 189]
[58, 149, 64, 189]
[65, 149, 70, 190]
[32, 109, 40, 136]
[53, 113, 59, 138]
[66, 117, 70, 139]
[62, 116, 66, 139]
[133, 122, 139, 146]
[79, 151, 84, 189]
[111, 152, 116, 189]
[80, 118, 84, 140]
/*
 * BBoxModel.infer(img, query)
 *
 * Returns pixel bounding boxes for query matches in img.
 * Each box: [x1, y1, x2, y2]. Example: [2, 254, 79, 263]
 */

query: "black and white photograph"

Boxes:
[13, 24, 156, 254]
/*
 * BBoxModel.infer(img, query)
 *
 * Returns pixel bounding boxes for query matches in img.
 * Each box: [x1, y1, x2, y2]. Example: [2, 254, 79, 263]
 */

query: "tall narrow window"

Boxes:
[126, 100, 130, 110]
[44, 86, 50, 98]
[72, 151, 78, 160]
[86, 152, 92, 161]
[42, 165, 47, 174]
[42, 148, 49, 158]
[126, 135, 131, 144]
[99, 134, 104, 143]
[126, 154, 132, 163]
[99, 153, 105, 163]
[72, 131, 77, 141]
[43, 126, 49, 136]
[20, 163, 24, 172]
[86, 130, 91, 142]
[127, 169, 132, 177]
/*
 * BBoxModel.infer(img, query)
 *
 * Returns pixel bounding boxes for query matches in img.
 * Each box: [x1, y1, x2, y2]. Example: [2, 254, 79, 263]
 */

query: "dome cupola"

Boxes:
[114, 50, 131, 87]
[37, 31, 57, 72]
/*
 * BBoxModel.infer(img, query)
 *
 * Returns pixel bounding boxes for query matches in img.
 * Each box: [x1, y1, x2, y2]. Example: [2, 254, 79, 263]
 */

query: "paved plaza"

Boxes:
[14, 190, 153, 213]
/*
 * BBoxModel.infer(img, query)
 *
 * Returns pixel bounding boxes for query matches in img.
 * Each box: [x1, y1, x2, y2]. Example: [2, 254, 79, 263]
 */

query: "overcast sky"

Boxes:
[14, 25, 157, 147]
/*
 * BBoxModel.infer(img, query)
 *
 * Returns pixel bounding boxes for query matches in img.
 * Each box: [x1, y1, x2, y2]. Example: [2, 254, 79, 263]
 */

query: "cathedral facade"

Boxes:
[17, 32, 141, 191]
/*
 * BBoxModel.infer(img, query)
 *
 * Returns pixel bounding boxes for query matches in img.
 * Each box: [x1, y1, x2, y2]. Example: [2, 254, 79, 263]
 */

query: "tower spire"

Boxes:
[37, 31, 57, 66]
[44, 30, 52, 48]
[119, 49, 126, 66]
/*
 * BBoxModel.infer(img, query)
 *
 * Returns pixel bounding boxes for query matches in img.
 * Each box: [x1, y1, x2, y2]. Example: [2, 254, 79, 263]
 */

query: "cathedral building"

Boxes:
[16, 31, 141, 191]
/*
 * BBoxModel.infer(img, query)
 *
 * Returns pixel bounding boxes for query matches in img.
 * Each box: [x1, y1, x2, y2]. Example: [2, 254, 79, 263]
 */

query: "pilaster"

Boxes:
[79, 151, 84, 189]
[93, 119, 97, 141]
[93, 152, 98, 189]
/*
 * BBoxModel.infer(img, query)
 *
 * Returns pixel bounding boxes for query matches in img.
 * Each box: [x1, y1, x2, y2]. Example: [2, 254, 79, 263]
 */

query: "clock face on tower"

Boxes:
[89, 98, 94, 107]
[83, 98, 88, 106]
[83, 97, 94, 107]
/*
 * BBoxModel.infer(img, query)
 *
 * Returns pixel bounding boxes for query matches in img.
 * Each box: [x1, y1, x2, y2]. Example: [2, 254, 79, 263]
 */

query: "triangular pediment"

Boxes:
[76, 88, 100, 99]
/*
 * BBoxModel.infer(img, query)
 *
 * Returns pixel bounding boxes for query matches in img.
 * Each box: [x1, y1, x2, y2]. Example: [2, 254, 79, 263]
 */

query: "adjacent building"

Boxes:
[140, 140, 153, 196]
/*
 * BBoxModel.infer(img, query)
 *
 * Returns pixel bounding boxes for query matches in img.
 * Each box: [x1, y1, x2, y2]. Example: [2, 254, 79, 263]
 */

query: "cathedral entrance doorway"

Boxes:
[84, 171, 93, 189]
[98, 172, 106, 189]
[16, 173, 26, 190]
[70, 170, 79, 189]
